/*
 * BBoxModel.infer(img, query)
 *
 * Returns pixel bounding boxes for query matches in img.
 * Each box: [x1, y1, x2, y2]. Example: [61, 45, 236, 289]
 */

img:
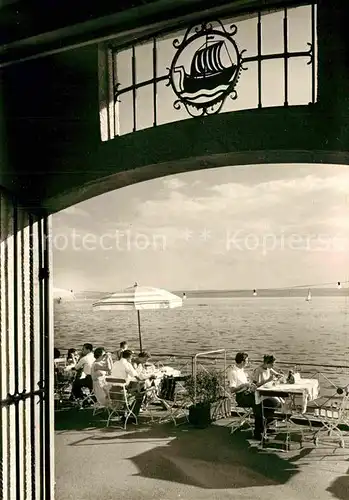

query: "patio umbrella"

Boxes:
[92, 282, 182, 351]
[53, 287, 76, 303]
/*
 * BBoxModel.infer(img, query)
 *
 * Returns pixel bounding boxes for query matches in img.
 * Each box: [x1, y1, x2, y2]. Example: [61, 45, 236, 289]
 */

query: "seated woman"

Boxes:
[91, 347, 113, 406]
[133, 352, 155, 375]
[66, 348, 78, 366]
[253, 354, 283, 435]
[64, 348, 78, 377]
[253, 355, 283, 386]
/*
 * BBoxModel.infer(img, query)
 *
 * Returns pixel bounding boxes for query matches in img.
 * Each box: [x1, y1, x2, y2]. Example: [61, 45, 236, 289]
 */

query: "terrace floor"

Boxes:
[54, 408, 349, 500]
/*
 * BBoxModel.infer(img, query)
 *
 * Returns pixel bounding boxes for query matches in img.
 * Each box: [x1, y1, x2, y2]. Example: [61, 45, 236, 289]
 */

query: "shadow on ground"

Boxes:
[56, 408, 300, 490]
[326, 460, 349, 500]
[55, 406, 108, 431]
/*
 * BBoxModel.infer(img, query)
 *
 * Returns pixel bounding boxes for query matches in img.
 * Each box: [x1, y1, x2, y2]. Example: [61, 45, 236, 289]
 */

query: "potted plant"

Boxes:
[185, 369, 231, 428]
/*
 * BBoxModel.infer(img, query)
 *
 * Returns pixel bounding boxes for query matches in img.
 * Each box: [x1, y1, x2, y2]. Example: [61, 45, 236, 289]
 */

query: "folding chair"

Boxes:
[313, 391, 349, 448]
[229, 394, 254, 435]
[155, 376, 191, 426]
[105, 377, 138, 429]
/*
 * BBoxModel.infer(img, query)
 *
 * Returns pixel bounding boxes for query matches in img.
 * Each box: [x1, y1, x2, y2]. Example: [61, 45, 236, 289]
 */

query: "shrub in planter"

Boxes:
[184, 370, 231, 428]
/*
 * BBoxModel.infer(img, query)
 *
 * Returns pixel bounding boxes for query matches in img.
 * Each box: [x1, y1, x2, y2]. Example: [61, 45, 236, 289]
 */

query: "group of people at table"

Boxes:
[54, 341, 163, 418]
[227, 352, 306, 441]
[54, 344, 317, 437]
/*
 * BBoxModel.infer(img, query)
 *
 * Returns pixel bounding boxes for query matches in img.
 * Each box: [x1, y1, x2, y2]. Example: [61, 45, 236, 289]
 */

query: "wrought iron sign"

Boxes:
[105, 4, 317, 137]
[167, 21, 246, 117]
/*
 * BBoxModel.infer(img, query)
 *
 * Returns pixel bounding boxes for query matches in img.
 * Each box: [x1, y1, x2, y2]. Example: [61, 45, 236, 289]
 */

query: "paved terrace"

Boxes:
[55, 408, 349, 500]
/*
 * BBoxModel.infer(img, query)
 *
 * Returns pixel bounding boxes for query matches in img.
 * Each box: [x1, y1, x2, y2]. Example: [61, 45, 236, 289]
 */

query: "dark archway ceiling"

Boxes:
[0, 0, 309, 66]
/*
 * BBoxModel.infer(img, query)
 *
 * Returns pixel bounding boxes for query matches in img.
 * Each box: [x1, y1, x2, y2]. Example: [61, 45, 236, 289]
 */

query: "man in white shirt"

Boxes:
[227, 352, 264, 440]
[109, 350, 155, 419]
[111, 349, 139, 385]
[70, 343, 95, 400]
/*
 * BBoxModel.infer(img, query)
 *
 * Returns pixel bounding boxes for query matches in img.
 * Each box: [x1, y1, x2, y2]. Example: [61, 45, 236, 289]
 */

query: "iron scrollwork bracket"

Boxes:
[306, 42, 313, 65]
[1, 384, 45, 407]
[167, 20, 247, 118]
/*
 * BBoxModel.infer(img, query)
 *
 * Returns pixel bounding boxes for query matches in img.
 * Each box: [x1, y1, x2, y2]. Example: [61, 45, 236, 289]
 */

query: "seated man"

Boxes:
[115, 341, 128, 361]
[227, 352, 263, 440]
[109, 350, 155, 418]
[70, 343, 94, 401]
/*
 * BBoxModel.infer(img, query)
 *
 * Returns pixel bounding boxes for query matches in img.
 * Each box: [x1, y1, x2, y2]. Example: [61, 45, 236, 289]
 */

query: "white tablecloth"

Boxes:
[256, 378, 319, 413]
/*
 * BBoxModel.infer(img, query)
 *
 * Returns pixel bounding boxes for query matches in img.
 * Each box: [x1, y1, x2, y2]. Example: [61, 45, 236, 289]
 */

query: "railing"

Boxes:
[55, 348, 348, 408]
[192, 349, 227, 404]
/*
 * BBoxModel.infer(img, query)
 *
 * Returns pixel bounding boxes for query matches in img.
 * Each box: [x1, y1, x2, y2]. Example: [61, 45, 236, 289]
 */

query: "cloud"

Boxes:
[163, 177, 186, 190]
[51, 166, 349, 290]
[59, 206, 89, 217]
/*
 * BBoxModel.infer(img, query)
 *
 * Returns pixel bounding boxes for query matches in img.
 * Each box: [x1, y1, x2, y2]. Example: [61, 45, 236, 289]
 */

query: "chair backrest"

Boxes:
[105, 377, 128, 408]
[159, 376, 177, 401]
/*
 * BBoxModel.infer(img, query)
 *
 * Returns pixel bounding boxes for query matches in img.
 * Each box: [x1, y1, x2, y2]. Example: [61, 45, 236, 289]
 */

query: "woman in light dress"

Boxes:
[91, 347, 113, 406]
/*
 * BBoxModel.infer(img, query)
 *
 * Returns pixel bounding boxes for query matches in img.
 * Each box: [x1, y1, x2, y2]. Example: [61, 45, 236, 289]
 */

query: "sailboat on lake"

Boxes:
[305, 289, 312, 302]
[174, 39, 237, 95]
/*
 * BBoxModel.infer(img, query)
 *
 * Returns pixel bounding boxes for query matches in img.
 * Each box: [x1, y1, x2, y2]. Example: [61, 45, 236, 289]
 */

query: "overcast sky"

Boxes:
[52, 164, 349, 292]
[51, 5, 334, 292]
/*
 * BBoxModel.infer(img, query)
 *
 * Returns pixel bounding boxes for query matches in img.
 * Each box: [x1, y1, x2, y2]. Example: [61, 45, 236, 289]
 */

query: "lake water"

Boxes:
[54, 296, 349, 388]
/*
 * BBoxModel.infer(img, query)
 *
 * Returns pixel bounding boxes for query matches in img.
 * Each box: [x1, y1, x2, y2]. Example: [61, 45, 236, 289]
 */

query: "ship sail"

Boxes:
[306, 289, 312, 301]
[191, 41, 227, 77]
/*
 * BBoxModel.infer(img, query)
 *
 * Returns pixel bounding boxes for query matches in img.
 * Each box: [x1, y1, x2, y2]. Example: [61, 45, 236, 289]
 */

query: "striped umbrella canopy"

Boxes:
[92, 282, 182, 351]
[53, 287, 76, 303]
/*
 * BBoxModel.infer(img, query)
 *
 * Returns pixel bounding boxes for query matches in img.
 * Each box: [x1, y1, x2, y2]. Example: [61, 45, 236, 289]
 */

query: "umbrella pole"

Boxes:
[137, 310, 142, 352]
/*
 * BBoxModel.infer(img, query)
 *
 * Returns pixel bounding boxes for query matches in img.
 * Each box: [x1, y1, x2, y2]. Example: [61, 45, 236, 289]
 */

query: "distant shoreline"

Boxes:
[175, 289, 349, 298]
[73, 288, 349, 300]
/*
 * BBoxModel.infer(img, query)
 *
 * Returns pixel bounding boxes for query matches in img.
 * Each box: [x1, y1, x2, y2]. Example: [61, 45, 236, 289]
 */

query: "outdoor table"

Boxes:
[256, 378, 319, 414]
[256, 378, 320, 450]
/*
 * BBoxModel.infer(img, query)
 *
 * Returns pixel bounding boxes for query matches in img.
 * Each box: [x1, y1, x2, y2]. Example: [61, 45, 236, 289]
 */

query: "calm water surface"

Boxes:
[54, 296, 349, 372]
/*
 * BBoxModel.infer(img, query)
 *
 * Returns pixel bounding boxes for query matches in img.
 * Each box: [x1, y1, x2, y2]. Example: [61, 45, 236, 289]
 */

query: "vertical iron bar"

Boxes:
[257, 12, 262, 108]
[13, 202, 21, 500]
[20, 214, 27, 499]
[153, 37, 157, 126]
[107, 48, 114, 140]
[311, 2, 316, 103]
[4, 199, 10, 500]
[0, 193, 2, 500]
[112, 49, 117, 136]
[132, 45, 137, 132]
[283, 8, 288, 106]
[38, 219, 44, 499]
[43, 216, 52, 499]
[28, 214, 36, 498]
[105, 48, 111, 140]
[0, 193, 4, 500]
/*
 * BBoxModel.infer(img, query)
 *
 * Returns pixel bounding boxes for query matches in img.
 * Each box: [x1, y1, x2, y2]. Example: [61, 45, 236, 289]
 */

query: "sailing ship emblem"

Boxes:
[168, 21, 245, 117]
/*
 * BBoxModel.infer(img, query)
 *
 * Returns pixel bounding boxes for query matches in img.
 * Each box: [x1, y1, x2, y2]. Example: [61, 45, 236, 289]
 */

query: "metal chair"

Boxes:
[105, 377, 138, 429]
[155, 376, 191, 426]
[312, 390, 349, 448]
[229, 394, 254, 435]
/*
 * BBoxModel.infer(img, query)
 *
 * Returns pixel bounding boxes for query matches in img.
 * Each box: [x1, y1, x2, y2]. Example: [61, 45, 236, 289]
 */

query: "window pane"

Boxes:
[116, 49, 132, 90]
[288, 5, 311, 53]
[118, 91, 133, 135]
[136, 41, 154, 83]
[136, 85, 154, 131]
[288, 57, 312, 106]
[261, 10, 283, 55]
[261, 59, 284, 107]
